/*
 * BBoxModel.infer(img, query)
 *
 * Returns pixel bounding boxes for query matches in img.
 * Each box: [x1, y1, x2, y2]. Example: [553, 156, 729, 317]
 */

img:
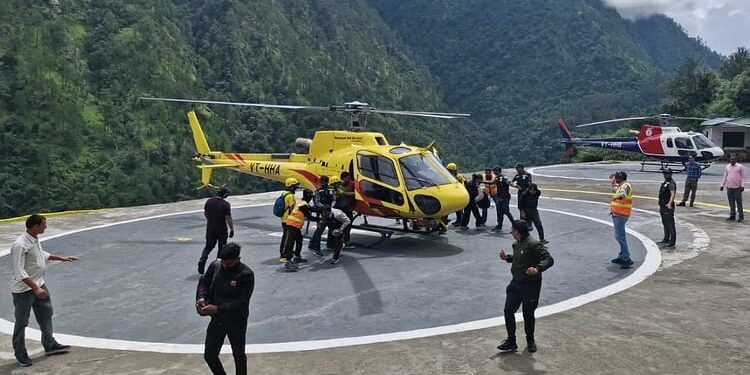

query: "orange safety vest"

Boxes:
[610, 182, 633, 217]
[286, 201, 308, 228]
[483, 174, 497, 197]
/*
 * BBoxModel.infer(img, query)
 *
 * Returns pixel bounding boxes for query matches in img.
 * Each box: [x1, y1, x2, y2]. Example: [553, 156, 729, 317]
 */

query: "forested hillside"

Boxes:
[0, 0, 726, 218]
[367, 0, 722, 166]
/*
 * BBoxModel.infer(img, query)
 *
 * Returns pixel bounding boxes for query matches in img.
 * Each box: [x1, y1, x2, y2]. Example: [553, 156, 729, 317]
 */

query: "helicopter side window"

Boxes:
[357, 152, 400, 188]
[359, 180, 405, 206]
[666, 138, 674, 148]
[675, 137, 694, 149]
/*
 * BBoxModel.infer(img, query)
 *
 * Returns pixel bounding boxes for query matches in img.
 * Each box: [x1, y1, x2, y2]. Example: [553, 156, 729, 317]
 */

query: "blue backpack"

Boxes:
[273, 192, 290, 217]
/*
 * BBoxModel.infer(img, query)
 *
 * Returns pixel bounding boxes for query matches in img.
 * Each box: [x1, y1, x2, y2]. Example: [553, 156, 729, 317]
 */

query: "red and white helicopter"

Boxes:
[557, 114, 746, 171]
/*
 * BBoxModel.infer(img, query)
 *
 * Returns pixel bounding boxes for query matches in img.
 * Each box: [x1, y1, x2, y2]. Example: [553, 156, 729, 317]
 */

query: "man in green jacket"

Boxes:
[497, 220, 554, 353]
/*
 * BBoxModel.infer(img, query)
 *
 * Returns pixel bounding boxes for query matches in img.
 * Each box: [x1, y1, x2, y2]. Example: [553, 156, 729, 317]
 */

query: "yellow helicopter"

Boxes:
[141, 97, 471, 235]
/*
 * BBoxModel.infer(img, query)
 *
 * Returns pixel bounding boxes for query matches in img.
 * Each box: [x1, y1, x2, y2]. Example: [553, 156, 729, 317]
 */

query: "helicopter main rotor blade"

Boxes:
[140, 97, 330, 111]
[575, 117, 651, 127]
[370, 109, 471, 119]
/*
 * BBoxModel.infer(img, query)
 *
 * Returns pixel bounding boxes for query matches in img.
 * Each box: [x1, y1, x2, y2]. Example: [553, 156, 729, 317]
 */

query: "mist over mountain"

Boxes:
[0, 0, 721, 217]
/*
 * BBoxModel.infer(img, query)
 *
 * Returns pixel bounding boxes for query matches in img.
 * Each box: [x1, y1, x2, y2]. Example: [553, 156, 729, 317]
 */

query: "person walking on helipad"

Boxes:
[609, 171, 634, 268]
[10, 214, 78, 367]
[196, 242, 255, 375]
[198, 186, 234, 275]
[677, 154, 701, 207]
[497, 220, 554, 353]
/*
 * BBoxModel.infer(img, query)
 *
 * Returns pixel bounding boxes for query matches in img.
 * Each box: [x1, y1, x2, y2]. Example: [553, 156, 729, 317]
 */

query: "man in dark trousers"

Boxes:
[334, 172, 356, 247]
[282, 189, 316, 270]
[512, 163, 532, 217]
[518, 183, 547, 243]
[658, 168, 677, 249]
[196, 243, 255, 375]
[497, 220, 554, 353]
[198, 186, 234, 274]
[491, 165, 515, 232]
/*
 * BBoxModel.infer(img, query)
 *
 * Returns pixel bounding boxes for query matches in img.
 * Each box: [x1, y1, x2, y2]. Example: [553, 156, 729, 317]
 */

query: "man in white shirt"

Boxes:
[10, 214, 78, 367]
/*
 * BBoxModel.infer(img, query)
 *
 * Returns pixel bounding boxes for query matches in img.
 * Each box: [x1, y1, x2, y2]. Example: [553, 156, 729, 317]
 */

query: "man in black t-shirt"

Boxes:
[198, 187, 234, 274]
[512, 163, 532, 216]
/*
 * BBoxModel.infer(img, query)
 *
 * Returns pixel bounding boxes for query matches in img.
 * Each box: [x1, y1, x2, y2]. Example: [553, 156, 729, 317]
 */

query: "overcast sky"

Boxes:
[603, 0, 749, 56]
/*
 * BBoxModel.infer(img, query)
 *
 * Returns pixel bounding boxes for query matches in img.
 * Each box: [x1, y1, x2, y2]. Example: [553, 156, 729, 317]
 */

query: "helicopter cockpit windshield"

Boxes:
[399, 153, 454, 190]
[692, 134, 713, 150]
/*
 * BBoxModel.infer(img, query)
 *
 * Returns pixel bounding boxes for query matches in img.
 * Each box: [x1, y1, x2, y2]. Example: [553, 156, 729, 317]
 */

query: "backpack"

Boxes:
[273, 192, 291, 217]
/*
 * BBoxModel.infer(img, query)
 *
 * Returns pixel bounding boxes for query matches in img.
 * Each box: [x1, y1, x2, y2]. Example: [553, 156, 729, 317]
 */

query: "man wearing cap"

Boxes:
[490, 166, 515, 232]
[609, 171, 634, 268]
[497, 220, 554, 353]
[282, 189, 316, 270]
[279, 178, 300, 262]
[199, 186, 234, 275]
[512, 164, 532, 217]
[658, 168, 677, 249]
[196, 242, 255, 375]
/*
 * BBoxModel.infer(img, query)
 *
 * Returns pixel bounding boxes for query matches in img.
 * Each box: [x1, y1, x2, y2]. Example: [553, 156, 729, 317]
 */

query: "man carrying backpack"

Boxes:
[282, 189, 316, 270]
[277, 178, 300, 262]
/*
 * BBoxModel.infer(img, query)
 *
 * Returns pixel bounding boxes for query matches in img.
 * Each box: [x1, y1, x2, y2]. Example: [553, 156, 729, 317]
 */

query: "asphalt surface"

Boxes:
[0, 200, 648, 346]
[0, 163, 747, 375]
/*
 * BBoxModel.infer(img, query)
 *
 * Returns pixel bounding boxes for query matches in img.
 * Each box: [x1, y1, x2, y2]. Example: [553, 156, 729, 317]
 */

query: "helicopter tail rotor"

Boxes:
[558, 119, 577, 156]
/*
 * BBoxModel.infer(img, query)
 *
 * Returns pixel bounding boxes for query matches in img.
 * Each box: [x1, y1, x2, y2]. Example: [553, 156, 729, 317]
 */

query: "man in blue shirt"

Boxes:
[677, 155, 702, 207]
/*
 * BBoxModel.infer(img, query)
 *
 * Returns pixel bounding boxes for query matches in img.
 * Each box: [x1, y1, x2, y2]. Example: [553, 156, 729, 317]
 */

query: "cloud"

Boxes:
[603, 0, 750, 55]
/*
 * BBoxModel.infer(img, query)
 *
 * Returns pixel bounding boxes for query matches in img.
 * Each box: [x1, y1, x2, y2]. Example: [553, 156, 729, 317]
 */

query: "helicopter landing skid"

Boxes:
[639, 160, 687, 173]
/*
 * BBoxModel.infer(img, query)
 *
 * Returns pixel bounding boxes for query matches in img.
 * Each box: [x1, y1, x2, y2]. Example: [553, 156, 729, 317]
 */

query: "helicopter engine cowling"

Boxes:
[295, 138, 312, 154]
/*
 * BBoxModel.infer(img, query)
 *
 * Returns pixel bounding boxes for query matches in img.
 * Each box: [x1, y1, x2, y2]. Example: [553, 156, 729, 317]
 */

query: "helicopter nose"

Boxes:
[435, 183, 470, 216]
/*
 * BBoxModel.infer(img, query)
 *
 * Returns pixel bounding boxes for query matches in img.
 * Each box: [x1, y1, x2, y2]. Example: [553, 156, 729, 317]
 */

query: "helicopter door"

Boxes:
[674, 137, 695, 156]
[355, 151, 407, 214]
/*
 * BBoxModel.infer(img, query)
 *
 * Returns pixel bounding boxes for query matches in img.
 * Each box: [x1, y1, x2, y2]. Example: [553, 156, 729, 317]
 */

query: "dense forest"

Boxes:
[0, 0, 743, 218]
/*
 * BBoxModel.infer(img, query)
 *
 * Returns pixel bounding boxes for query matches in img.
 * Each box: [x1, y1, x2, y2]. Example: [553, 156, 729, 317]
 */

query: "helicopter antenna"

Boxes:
[140, 97, 470, 130]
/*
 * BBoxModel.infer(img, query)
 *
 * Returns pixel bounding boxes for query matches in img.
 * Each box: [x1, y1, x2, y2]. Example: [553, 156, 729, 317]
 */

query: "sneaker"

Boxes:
[527, 341, 537, 353]
[16, 356, 32, 367]
[458, 226, 469, 230]
[279, 257, 288, 263]
[330, 256, 343, 265]
[292, 257, 308, 263]
[491, 226, 502, 232]
[451, 222, 461, 227]
[661, 244, 676, 250]
[312, 249, 324, 257]
[477, 223, 487, 228]
[45, 343, 71, 355]
[619, 259, 634, 269]
[197, 260, 206, 275]
[496, 338, 518, 352]
[284, 261, 299, 270]
[611, 258, 625, 264]
[676, 202, 686, 207]
[739, 218, 745, 223]
[656, 239, 669, 244]
[344, 243, 355, 249]
[726, 217, 736, 221]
